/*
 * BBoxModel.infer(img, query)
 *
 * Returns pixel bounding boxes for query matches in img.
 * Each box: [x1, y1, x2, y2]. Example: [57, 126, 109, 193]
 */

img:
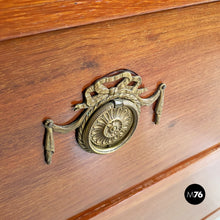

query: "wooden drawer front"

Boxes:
[0, 0, 214, 41]
[93, 148, 220, 220]
[0, 2, 220, 219]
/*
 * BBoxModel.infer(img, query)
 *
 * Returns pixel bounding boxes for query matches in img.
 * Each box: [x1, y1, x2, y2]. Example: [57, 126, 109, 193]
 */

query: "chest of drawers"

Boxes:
[0, 1, 220, 219]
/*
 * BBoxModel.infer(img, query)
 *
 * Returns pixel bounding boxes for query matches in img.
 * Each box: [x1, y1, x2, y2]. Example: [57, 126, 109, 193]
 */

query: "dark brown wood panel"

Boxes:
[0, 0, 218, 41]
[0, 2, 220, 219]
[93, 147, 220, 220]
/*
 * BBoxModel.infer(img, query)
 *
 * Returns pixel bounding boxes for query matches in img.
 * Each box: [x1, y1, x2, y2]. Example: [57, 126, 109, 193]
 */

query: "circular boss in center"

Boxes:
[81, 100, 139, 154]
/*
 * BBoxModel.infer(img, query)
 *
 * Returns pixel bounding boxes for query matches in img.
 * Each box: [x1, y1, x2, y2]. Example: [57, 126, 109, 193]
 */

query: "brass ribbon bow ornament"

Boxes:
[43, 70, 166, 164]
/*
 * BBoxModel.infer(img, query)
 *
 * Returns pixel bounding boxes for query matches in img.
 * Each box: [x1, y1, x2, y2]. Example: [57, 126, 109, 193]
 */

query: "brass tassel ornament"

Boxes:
[44, 119, 55, 164]
[155, 84, 166, 124]
[42, 70, 166, 164]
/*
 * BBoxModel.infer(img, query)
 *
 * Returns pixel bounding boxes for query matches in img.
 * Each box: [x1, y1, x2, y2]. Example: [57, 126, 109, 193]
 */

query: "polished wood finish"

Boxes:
[72, 144, 220, 219]
[93, 147, 220, 220]
[0, 2, 220, 219]
[0, 0, 217, 41]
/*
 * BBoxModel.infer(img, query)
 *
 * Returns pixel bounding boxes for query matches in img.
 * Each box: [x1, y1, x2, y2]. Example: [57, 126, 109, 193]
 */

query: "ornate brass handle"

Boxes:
[43, 69, 166, 164]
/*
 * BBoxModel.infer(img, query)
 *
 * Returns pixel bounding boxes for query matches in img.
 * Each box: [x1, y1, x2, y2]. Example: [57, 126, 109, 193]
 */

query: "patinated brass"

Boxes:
[43, 69, 166, 164]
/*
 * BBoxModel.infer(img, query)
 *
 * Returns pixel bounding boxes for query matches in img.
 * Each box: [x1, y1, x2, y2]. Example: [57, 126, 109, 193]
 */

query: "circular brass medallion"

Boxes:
[43, 70, 166, 164]
[79, 100, 139, 154]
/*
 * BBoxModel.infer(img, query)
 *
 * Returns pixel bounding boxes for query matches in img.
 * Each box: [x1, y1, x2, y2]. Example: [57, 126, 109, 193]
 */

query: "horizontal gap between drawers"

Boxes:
[70, 143, 220, 220]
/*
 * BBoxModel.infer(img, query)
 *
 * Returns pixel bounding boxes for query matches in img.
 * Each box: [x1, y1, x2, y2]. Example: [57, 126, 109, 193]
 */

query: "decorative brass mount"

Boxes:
[43, 70, 166, 164]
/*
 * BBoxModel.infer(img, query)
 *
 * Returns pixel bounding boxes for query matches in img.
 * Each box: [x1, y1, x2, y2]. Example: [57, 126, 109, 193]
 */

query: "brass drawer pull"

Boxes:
[43, 69, 166, 164]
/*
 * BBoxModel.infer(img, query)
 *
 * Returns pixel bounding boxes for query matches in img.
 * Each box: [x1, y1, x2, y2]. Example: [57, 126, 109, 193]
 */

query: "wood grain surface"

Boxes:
[0, 2, 220, 219]
[0, 0, 218, 41]
[71, 144, 220, 219]
[92, 146, 220, 220]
